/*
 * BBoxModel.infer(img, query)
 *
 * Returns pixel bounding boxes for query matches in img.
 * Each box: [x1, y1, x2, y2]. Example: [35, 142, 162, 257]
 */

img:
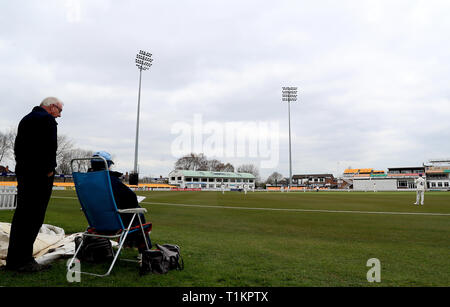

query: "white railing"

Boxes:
[0, 186, 17, 210]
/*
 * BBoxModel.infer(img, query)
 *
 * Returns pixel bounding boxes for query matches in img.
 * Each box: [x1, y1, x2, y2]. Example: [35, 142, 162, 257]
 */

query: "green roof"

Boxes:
[171, 170, 256, 179]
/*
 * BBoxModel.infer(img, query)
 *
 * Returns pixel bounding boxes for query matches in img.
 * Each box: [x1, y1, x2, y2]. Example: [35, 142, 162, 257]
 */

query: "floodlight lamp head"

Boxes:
[282, 86, 299, 101]
[135, 50, 153, 70]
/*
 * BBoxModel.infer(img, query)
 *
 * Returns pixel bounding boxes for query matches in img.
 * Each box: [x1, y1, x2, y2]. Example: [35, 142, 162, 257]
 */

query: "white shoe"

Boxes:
[413, 203, 418, 205]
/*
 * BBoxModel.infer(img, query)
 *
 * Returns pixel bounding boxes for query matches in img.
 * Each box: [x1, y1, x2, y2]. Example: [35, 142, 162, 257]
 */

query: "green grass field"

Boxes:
[1, 190, 449, 287]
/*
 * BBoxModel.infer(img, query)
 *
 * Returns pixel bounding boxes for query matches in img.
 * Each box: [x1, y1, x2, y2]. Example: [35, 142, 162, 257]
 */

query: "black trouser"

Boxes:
[6, 173, 54, 268]
[121, 212, 152, 252]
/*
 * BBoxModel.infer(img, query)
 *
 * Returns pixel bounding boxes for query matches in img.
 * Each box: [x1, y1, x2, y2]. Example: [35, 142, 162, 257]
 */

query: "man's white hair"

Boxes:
[40, 97, 64, 107]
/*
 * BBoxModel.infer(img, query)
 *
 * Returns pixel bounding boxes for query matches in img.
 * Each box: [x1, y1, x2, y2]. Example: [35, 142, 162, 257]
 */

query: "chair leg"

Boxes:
[67, 213, 150, 277]
[136, 214, 151, 251]
[67, 236, 84, 273]
[103, 232, 129, 276]
[67, 233, 130, 278]
[80, 218, 137, 277]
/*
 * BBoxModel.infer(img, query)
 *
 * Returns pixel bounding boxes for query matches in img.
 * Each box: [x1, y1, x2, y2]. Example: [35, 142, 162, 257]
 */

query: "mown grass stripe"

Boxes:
[142, 201, 450, 217]
[50, 196, 450, 217]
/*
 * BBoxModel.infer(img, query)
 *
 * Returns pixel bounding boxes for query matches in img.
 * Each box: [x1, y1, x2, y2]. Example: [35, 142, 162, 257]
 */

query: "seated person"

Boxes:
[89, 151, 152, 252]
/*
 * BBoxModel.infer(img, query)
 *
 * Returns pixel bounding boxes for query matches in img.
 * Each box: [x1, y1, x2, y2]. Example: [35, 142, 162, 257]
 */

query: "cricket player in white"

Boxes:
[414, 174, 426, 205]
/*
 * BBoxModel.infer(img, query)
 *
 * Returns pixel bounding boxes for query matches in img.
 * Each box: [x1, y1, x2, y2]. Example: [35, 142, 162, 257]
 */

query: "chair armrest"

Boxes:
[117, 208, 147, 214]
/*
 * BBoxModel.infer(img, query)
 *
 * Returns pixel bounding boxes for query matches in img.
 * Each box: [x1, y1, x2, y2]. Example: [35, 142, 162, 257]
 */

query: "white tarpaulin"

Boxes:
[0, 222, 84, 267]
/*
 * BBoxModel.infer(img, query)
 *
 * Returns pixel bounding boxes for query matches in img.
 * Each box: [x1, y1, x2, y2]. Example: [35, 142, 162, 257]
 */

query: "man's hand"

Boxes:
[47, 171, 54, 177]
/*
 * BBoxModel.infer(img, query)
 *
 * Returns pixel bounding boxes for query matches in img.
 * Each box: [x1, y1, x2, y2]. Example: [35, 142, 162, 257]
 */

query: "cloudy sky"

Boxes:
[1, 0, 450, 179]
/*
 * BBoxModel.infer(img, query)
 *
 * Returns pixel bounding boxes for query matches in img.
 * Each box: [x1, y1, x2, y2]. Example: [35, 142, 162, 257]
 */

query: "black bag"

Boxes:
[158, 244, 184, 271]
[140, 249, 165, 275]
[140, 243, 184, 275]
[74, 235, 114, 263]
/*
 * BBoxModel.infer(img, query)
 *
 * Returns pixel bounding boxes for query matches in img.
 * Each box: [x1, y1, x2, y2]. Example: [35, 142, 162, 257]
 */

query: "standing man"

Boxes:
[6, 97, 63, 272]
[414, 173, 426, 206]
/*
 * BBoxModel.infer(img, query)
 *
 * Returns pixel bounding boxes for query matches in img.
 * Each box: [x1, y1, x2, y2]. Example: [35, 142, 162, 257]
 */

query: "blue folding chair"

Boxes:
[67, 156, 152, 277]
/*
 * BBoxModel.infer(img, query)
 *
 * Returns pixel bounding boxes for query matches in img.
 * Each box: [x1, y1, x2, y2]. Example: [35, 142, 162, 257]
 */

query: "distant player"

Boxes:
[414, 174, 426, 205]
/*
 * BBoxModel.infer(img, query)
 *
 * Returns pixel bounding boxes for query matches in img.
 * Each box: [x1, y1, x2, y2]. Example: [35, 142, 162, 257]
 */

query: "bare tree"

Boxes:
[70, 149, 94, 173]
[237, 163, 260, 182]
[237, 163, 259, 176]
[174, 153, 236, 172]
[220, 163, 235, 172]
[0, 130, 94, 175]
[206, 159, 222, 171]
[174, 153, 209, 171]
[54, 134, 95, 174]
[56, 135, 74, 161]
[266, 171, 284, 185]
[0, 129, 16, 164]
[55, 135, 74, 174]
[56, 147, 94, 174]
[0, 131, 9, 164]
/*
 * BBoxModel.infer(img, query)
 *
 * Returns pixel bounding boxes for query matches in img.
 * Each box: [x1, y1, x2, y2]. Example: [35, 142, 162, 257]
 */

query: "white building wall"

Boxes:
[167, 170, 256, 190]
[168, 170, 186, 188]
[353, 178, 398, 191]
[427, 179, 450, 190]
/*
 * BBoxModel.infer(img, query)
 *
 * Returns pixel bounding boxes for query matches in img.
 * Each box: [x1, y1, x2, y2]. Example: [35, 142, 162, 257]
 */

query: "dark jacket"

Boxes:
[14, 106, 58, 175]
[109, 171, 140, 212]
[109, 171, 148, 245]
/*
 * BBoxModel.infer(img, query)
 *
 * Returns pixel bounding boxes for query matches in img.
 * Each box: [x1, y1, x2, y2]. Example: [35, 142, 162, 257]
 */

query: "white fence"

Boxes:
[0, 186, 17, 210]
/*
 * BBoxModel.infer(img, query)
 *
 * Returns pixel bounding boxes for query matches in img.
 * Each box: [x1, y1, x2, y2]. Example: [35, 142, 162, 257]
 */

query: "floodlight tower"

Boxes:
[130, 50, 153, 185]
[282, 86, 298, 189]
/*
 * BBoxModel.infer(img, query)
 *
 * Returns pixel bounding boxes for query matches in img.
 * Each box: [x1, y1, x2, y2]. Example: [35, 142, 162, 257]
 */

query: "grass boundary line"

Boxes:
[142, 201, 450, 217]
[50, 196, 450, 217]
